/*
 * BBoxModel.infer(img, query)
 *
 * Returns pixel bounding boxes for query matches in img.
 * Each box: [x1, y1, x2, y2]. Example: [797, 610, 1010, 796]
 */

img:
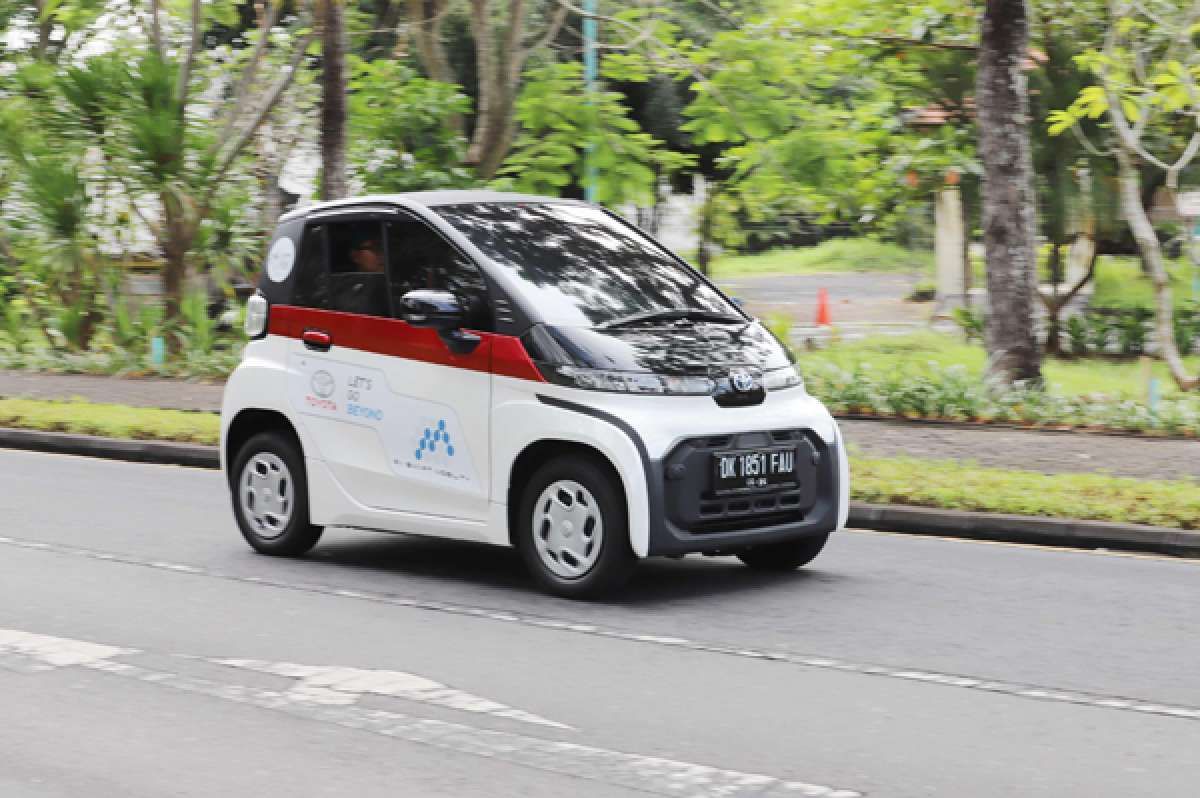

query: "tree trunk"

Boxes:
[1039, 234, 1096, 357]
[257, 129, 283, 255]
[476, 102, 518, 179]
[320, 0, 348, 201]
[466, 0, 501, 174]
[160, 192, 192, 338]
[407, 0, 454, 84]
[1114, 147, 1199, 390]
[976, 0, 1043, 385]
[1043, 243, 1062, 354]
[163, 246, 187, 335]
[697, 187, 714, 276]
[34, 0, 52, 60]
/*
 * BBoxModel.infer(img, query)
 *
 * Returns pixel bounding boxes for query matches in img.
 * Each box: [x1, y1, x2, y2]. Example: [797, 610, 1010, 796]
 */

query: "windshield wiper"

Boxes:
[597, 308, 746, 330]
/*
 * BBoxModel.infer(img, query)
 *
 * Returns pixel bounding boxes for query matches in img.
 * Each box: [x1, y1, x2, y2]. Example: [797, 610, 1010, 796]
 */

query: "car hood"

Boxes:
[521, 320, 792, 376]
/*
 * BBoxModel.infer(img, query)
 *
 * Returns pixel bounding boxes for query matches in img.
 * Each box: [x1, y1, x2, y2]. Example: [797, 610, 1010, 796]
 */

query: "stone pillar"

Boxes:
[935, 185, 966, 311]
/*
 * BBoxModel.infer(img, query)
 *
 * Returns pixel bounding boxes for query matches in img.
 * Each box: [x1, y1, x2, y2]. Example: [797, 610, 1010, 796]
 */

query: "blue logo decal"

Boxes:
[415, 419, 456, 462]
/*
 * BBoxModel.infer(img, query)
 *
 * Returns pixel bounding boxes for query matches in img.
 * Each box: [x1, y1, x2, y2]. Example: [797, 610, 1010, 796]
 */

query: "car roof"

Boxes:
[278, 190, 587, 223]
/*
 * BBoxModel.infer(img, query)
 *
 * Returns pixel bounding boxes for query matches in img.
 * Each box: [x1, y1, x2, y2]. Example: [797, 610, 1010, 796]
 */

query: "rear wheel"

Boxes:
[231, 431, 323, 556]
[737, 534, 830, 571]
[516, 456, 636, 599]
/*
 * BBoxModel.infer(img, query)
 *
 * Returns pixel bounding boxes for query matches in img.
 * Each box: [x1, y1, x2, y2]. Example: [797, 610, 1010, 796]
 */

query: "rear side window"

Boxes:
[292, 224, 329, 309]
[292, 219, 391, 318]
[387, 218, 492, 331]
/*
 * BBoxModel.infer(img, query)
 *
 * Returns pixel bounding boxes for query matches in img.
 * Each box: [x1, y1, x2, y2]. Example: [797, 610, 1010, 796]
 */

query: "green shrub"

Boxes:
[763, 313, 794, 357]
[1114, 308, 1151, 355]
[803, 360, 1200, 435]
[1066, 314, 1089, 356]
[2, 300, 29, 353]
[1087, 313, 1113, 353]
[1175, 304, 1200, 355]
[951, 306, 984, 341]
[906, 279, 937, 302]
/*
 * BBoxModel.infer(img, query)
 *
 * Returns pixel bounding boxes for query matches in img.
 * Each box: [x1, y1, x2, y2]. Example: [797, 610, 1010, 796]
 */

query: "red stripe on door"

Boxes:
[268, 305, 546, 383]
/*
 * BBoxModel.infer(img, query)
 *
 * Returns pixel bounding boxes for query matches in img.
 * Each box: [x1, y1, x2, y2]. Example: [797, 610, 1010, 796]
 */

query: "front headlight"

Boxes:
[556, 366, 716, 395]
[764, 365, 804, 392]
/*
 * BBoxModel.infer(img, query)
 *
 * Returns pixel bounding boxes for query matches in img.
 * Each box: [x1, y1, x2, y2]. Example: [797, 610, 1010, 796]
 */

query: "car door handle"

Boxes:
[302, 328, 332, 352]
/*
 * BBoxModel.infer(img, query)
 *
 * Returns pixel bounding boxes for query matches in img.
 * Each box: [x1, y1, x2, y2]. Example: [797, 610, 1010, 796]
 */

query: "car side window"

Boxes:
[325, 219, 391, 318]
[387, 218, 492, 331]
[292, 224, 330, 309]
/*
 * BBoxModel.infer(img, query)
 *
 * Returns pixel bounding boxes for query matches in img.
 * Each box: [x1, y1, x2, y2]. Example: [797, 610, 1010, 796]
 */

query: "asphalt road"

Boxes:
[2, 449, 1198, 797]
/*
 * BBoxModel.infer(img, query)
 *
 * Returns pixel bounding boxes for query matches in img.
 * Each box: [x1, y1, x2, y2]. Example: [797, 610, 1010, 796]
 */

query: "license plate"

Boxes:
[712, 447, 799, 495]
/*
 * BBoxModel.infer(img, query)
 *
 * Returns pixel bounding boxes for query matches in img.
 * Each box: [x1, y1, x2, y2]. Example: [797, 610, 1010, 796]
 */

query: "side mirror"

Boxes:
[401, 289, 465, 330]
[399, 289, 481, 355]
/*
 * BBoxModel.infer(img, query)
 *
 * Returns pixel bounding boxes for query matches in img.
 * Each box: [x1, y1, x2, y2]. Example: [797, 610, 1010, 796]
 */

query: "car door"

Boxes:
[284, 211, 493, 523]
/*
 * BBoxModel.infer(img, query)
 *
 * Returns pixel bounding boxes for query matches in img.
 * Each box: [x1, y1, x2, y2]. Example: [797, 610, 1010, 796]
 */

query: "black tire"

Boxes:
[737, 533, 830, 571]
[516, 455, 637, 599]
[230, 430, 324, 556]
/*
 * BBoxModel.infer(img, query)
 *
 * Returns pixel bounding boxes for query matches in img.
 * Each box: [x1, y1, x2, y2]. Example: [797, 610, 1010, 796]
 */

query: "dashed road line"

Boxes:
[3, 533, 1199, 726]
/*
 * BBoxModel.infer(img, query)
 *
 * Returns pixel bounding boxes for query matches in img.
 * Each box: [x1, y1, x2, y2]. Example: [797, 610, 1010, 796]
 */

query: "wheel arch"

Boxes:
[506, 439, 625, 548]
[224, 408, 303, 485]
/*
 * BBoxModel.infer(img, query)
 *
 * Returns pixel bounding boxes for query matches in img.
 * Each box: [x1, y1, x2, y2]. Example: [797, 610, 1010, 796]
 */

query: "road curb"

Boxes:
[2, 426, 1196, 557]
[0, 427, 219, 469]
[848, 502, 1200, 557]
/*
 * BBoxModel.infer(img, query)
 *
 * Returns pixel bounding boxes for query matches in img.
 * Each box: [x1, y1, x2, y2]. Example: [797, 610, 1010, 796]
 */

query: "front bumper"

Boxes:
[647, 427, 841, 556]
[534, 391, 845, 557]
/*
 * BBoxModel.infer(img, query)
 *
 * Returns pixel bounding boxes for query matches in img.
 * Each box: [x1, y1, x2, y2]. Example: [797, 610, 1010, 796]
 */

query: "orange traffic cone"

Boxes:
[816, 288, 832, 326]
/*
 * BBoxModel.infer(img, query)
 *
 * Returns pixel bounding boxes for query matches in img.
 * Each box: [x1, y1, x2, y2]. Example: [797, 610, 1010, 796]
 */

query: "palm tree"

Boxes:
[319, 0, 348, 200]
[977, 0, 1043, 385]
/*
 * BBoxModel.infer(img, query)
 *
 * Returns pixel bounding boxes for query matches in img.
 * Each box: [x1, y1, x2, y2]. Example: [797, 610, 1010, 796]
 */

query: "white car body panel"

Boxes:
[222, 191, 849, 566]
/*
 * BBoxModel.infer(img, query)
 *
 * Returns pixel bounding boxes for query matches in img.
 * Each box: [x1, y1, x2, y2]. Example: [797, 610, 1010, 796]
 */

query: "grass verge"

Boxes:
[1092, 257, 1199, 310]
[804, 330, 1200, 400]
[852, 455, 1200, 530]
[0, 398, 219, 445]
[711, 238, 933, 278]
[0, 397, 1195, 530]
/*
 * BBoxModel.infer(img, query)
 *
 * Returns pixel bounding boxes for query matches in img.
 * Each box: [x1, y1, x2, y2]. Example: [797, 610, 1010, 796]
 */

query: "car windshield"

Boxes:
[435, 202, 740, 327]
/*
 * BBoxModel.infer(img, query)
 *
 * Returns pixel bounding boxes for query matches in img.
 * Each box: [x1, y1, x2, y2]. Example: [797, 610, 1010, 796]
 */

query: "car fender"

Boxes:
[492, 396, 652, 558]
[220, 338, 317, 473]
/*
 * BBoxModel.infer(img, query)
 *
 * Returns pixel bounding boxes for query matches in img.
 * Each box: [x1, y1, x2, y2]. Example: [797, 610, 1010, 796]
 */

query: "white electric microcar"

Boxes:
[221, 191, 848, 597]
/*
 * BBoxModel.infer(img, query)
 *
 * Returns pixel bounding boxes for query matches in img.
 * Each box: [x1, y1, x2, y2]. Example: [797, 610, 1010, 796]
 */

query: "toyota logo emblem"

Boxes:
[730, 370, 756, 392]
[311, 370, 336, 399]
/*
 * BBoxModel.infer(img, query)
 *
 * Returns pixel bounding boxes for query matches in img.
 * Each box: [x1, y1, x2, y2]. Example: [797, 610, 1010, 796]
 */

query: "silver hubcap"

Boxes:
[239, 452, 294, 540]
[532, 479, 603, 580]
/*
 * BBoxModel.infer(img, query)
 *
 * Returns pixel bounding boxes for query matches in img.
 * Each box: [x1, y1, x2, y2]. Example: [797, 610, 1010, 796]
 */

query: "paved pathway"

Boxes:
[0, 369, 225, 412]
[840, 418, 1200, 482]
[2, 369, 1195, 482]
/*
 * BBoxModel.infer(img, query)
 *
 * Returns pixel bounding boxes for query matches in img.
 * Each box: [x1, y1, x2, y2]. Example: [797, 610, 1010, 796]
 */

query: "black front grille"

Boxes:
[662, 428, 823, 535]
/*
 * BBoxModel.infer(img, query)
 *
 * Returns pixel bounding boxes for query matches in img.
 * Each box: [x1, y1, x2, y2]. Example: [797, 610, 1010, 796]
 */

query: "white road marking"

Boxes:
[0, 628, 132, 668]
[211, 658, 571, 729]
[0, 627, 861, 798]
[4, 533, 1200, 725]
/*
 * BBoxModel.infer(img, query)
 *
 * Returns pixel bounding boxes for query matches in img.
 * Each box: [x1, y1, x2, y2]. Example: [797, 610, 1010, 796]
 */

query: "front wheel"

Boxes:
[737, 533, 830, 571]
[230, 431, 324, 556]
[516, 456, 637, 599]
